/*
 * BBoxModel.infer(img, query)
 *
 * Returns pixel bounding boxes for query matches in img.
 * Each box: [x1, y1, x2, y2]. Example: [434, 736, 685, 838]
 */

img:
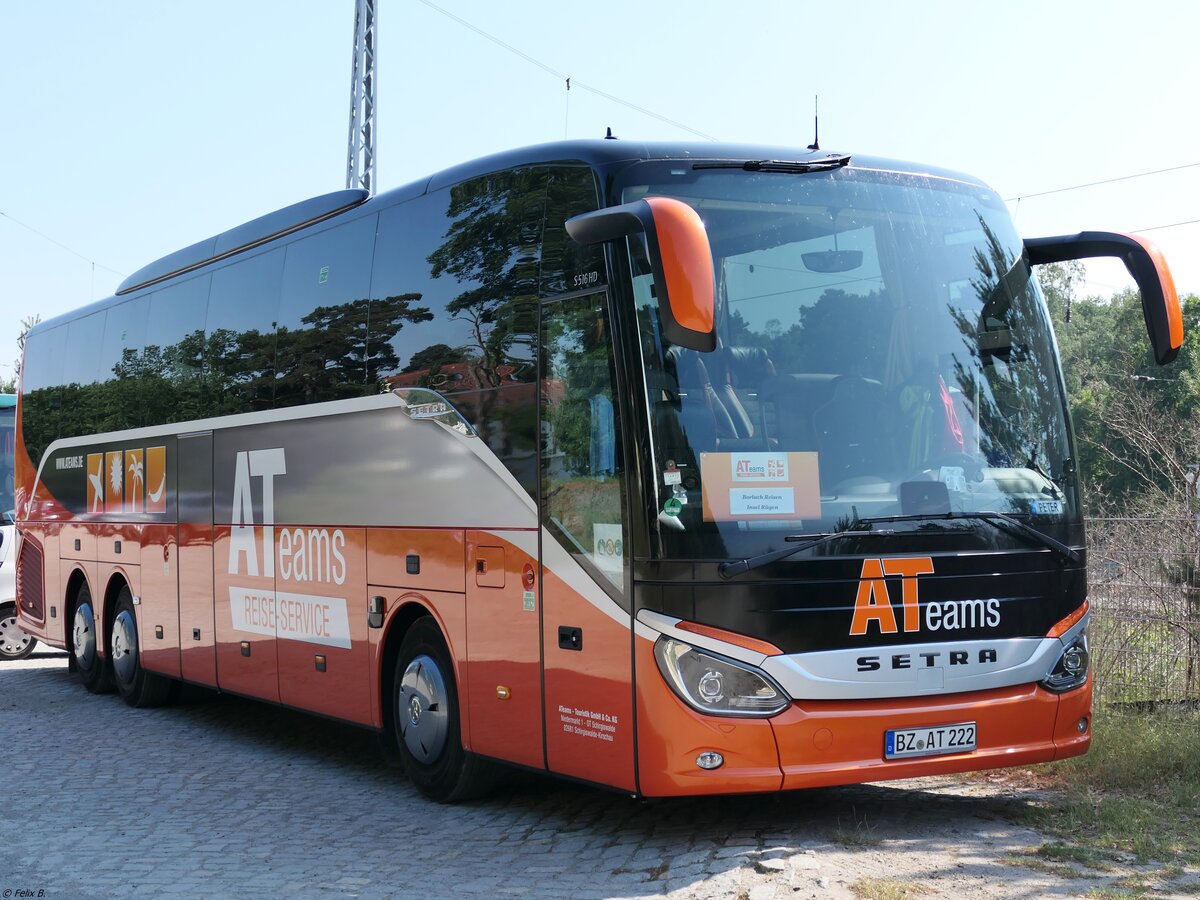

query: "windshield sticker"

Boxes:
[592, 523, 623, 574]
[939, 466, 967, 492]
[662, 497, 683, 517]
[662, 461, 682, 486]
[700, 451, 820, 521]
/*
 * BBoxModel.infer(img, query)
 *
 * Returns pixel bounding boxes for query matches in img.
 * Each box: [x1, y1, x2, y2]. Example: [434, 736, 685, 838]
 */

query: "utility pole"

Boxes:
[346, 0, 377, 194]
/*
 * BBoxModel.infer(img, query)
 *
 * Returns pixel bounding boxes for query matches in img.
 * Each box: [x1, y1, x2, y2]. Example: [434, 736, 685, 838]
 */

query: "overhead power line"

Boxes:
[1132, 217, 1200, 234]
[0, 209, 126, 277]
[1006, 161, 1200, 202]
[414, 0, 719, 141]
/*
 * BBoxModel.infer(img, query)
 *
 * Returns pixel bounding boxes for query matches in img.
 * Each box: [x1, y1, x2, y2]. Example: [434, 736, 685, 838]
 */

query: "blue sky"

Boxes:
[2, 0, 1198, 374]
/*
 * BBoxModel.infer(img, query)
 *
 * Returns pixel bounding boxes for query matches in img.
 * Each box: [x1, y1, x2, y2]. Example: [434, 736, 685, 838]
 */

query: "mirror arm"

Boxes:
[1026, 231, 1182, 365]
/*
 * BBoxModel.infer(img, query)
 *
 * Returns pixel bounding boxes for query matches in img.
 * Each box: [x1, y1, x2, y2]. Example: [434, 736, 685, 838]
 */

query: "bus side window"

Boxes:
[540, 166, 605, 297]
[540, 293, 627, 591]
[95, 294, 149, 432]
[62, 311, 106, 436]
[144, 275, 211, 423]
[17, 324, 68, 470]
[207, 250, 282, 415]
[275, 214, 377, 408]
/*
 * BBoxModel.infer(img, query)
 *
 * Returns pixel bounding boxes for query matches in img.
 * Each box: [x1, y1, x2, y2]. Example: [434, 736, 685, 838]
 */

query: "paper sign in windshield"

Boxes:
[700, 452, 820, 521]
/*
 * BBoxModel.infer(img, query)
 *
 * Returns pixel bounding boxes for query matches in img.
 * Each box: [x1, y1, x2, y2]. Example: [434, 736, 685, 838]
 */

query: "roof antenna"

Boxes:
[605, 126, 619, 140]
[807, 95, 820, 151]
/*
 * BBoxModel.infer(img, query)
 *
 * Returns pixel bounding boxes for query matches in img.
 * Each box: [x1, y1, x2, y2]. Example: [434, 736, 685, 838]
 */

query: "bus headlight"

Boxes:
[653, 636, 790, 717]
[1041, 631, 1089, 693]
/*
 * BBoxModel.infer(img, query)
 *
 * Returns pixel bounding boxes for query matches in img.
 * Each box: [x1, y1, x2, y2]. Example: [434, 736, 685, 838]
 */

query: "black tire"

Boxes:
[109, 586, 173, 708]
[71, 584, 113, 693]
[0, 601, 37, 661]
[71, 585, 113, 691]
[392, 616, 497, 803]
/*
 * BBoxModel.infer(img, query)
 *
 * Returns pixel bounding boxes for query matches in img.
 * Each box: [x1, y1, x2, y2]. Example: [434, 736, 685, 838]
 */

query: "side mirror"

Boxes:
[1025, 231, 1183, 365]
[566, 197, 716, 352]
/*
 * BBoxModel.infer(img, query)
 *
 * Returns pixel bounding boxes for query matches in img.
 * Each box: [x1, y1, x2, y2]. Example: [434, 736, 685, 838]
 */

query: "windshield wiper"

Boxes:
[853, 511, 1081, 564]
[719, 528, 892, 579]
[693, 155, 851, 174]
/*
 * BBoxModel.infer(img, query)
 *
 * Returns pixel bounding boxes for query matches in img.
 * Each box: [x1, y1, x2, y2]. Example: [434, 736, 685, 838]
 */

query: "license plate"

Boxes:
[885, 722, 977, 760]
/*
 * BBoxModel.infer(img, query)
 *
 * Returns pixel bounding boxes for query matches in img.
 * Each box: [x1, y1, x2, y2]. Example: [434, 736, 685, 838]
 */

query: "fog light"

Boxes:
[696, 751, 724, 770]
[1077, 717, 1089, 734]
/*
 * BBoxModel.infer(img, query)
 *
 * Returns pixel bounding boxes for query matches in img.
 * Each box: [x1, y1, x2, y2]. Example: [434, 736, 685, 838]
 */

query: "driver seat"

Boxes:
[812, 375, 889, 488]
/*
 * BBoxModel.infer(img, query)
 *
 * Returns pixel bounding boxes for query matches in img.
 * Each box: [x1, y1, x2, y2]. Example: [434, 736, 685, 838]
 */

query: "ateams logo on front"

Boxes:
[849, 557, 1002, 636]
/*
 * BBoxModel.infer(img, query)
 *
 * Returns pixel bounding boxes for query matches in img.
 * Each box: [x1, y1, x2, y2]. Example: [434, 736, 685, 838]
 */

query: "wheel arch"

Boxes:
[63, 566, 91, 647]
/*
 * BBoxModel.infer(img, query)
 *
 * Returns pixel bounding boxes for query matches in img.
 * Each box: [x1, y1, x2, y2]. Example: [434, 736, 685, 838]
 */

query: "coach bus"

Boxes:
[13, 140, 1181, 800]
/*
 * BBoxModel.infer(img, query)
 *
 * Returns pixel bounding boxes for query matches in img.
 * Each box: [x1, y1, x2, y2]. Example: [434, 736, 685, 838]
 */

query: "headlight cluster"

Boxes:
[1041, 631, 1089, 693]
[654, 637, 790, 717]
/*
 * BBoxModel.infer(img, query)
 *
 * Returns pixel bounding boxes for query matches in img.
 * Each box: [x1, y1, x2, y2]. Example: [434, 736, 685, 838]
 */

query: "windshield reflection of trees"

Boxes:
[948, 219, 1069, 485]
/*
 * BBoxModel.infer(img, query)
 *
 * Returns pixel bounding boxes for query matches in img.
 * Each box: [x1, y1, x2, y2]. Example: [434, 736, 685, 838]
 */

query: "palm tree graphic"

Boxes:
[127, 454, 144, 508]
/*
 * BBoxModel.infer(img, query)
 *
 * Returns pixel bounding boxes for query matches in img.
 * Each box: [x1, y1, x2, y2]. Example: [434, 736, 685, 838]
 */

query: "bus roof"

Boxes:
[27, 139, 991, 338]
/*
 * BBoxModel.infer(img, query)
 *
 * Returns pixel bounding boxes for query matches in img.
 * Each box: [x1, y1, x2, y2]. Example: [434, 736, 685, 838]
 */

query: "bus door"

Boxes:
[464, 528, 543, 769]
[538, 291, 636, 791]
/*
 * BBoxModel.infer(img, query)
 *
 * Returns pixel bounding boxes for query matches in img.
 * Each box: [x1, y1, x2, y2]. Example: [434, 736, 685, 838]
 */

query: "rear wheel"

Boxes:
[0, 602, 36, 661]
[393, 616, 497, 803]
[71, 584, 113, 693]
[110, 587, 172, 708]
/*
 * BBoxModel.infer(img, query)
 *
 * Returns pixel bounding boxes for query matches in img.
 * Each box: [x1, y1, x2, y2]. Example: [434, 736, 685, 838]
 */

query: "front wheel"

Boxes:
[72, 584, 113, 693]
[0, 602, 36, 661]
[392, 616, 497, 803]
[110, 587, 172, 708]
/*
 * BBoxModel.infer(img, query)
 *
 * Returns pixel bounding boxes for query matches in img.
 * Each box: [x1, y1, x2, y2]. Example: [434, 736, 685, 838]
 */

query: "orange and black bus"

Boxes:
[14, 140, 1182, 800]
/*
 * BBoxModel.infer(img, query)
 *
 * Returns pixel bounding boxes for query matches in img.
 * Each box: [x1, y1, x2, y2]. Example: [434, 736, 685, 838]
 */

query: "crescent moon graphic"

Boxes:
[147, 475, 166, 503]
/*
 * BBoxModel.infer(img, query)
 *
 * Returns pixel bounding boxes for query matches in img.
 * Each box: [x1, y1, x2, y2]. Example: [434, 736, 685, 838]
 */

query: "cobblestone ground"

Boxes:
[0, 655, 1162, 899]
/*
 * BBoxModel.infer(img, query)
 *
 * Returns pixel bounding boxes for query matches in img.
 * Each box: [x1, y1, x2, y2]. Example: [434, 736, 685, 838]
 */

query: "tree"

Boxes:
[0, 314, 41, 393]
[1042, 265, 1200, 700]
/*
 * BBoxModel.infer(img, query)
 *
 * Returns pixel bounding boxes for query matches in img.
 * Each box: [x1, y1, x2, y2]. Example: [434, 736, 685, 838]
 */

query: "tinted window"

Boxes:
[0, 404, 13, 515]
[276, 214, 378, 407]
[99, 296, 149, 382]
[370, 167, 546, 393]
[62, 312, 106, 387]
[540, 292, 627, 592]
[20, 325, 67, 393]
[61, 312, 107, 435]
[540, 166, 604, 296]
[18, 324, 67, 467]
[207, 249, 283, 414]
[91, 296, 151, 433]
[144, 274, 211, 423]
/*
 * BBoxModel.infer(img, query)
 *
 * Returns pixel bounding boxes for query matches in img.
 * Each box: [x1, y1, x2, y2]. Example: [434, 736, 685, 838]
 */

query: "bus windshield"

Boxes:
[620, 162, 1077, 561]
[0, 399, 14, 522]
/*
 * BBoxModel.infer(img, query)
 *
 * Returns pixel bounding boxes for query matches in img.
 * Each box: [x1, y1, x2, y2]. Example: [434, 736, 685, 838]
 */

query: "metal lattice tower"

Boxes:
[346, 0, 377, 193]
